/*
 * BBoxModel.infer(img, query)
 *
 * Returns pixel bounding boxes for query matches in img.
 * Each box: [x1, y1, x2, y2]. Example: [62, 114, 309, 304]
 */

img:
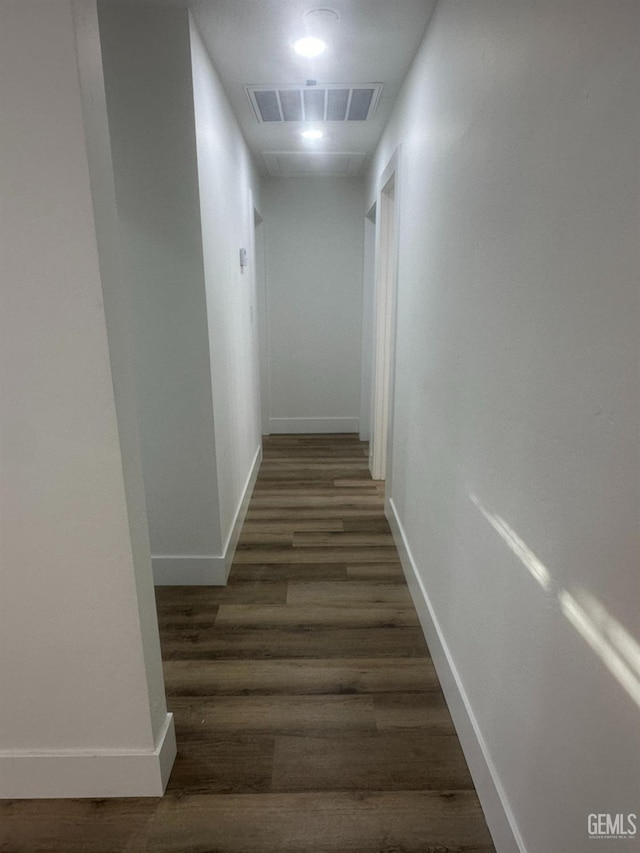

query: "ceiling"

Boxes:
[106, 1, 437, 177]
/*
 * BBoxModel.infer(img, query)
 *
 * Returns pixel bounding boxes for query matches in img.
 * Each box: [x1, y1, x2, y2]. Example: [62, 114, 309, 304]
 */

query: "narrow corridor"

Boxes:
[2, 435, 493, 851]
[156, 434, 495, 852]
[0, 435, 494, 851]
[3, 3, 636, 846]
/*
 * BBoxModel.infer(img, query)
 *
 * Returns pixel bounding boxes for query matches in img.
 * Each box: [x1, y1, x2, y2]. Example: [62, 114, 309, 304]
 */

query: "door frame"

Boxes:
[359, 201, 377, 442]
[253, 206, 270, 435]
[370, 148, 400, 482]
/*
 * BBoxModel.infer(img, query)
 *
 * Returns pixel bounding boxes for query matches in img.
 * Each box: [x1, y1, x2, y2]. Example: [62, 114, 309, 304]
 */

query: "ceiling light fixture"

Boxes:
[301, 129, 324, 140]
[293, 37, 327, 58]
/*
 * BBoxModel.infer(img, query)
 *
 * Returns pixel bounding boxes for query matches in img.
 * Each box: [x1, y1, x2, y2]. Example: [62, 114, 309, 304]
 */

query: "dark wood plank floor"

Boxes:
[0, 434, 495, 852]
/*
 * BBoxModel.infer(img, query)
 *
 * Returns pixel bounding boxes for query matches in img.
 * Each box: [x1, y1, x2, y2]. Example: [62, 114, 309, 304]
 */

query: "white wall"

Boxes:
[99, 4, 223, 576]
[263, 178, 364, 434]
[98, 6, 263, 585]
[367, 2, 640, 851]
[0, 0, 174, 797]
[190, 19, 263, 546]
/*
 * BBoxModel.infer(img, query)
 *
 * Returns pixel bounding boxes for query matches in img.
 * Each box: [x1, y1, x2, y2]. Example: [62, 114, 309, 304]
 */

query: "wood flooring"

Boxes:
[0, 434, 495, 853]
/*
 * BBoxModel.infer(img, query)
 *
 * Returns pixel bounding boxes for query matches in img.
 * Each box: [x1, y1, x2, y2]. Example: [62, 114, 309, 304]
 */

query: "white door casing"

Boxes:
[370, 150, 400, 482]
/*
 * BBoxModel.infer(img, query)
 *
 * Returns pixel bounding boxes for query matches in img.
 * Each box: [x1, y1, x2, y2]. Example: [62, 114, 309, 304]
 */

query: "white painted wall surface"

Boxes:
[0, 0, 173, 796]
[73, 0, 169, 747]
[189, 19, 263, 546]
[367, 2, 640, 851]
[99, 3, 222, 563]
[263, 178, 364, 433]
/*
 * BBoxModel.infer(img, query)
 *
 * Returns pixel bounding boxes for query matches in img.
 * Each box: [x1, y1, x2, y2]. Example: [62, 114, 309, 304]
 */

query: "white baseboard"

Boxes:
[152, 554, 227, 585]
[152, 445, 262, 586]
[269, 417, 359, 434]
[221, 444, 262, 577]
[0, 713, 176, 799]
[386, 497, 525, 853]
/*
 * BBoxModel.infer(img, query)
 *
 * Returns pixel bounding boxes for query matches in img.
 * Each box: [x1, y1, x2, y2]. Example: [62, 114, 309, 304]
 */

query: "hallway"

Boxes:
[0, 435, 494, 852]
[3, 2, 639, 847]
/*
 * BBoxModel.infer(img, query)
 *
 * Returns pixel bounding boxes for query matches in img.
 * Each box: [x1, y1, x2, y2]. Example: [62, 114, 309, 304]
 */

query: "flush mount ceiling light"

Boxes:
[301, 129, 324, 140]
[293, 37, 327, 58]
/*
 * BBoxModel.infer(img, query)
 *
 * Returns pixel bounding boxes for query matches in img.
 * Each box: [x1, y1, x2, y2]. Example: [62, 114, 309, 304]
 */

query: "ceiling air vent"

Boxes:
[246, 84, 382, 123]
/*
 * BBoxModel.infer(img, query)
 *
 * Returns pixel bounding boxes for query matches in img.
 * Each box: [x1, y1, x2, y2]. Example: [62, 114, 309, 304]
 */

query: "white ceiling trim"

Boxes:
[263, 151, 366, 177]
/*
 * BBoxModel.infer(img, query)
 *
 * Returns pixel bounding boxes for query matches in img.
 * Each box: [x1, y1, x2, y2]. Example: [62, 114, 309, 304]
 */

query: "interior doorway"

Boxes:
[253, 207, 270, 436]
[369, 153, 399, 482]
[359, 202, 377, 443]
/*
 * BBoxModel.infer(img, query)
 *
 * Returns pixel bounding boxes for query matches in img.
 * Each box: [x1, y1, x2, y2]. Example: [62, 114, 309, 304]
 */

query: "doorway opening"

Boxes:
[369, 152, 400, 483]
[359, 202, 377, 443]
[253, 207, 270, 436]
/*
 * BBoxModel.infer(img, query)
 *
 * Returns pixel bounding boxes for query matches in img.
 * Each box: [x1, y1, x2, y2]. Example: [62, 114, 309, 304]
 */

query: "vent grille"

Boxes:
[246, 84, 382, 123]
